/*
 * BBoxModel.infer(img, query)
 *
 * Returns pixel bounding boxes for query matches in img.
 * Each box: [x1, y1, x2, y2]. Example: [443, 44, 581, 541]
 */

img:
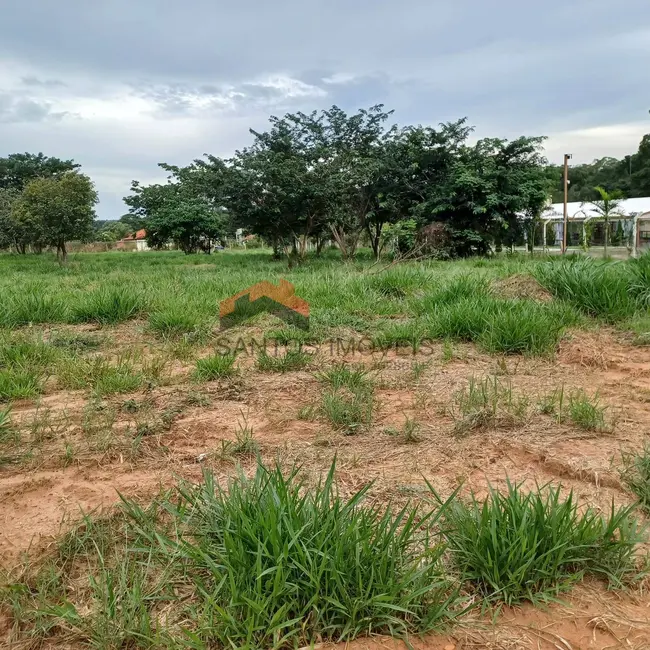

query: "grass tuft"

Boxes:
[621, 443, 650, 513]
[257, 349, 310, 372]
[72, 287, 147, 324]
[433, 480, 645, 605]
[193, 354, 237, 381]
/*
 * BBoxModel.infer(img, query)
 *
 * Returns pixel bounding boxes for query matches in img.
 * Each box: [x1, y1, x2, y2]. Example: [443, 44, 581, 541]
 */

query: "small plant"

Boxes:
[218, 415, 260, 459]
[568, 390, 610, 432]
[441, 339, 454, 363]
[402, 417, 422, 443]
[410, 360, 431, 383]
[185, 391, 212, 407]
[0, 406, 12, 441]
[321, 388, 374, 435]
[433, 480, 645, 605]
[621, 443, 650, 513]
[193, 353, 237, 381]
[0, 367, 45, 401]
[257, 349, 310, 372]
[450, 375, 528, 436]
[537, 386, 565, 417]
[316, 363, 373, 391]
[297, 404, 318, 421]
[49, 332, 103, 352]
[148, 308, 203, 338]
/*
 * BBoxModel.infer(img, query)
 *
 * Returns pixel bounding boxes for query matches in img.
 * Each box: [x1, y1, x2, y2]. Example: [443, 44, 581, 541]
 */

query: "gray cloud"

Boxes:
[0, 0, 649, 218]
[0, 93, 70, 123]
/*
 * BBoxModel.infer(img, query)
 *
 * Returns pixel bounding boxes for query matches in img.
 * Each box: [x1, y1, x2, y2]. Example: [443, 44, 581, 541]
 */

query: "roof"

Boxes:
[119, 229, 147, 242]
[544, 197, 650, 221]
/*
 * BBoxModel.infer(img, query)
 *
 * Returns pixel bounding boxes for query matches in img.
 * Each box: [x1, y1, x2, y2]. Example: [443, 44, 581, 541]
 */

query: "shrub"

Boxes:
[193, 354, 236, 381]
[435, 481, 645, 604]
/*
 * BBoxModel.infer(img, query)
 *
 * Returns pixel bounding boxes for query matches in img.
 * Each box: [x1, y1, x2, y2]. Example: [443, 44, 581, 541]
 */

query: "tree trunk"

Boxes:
[604, 217, 609, 259]
[57, 241, 68, 264]
[315, 236, 325, 256]
[366, 221, 384, 260]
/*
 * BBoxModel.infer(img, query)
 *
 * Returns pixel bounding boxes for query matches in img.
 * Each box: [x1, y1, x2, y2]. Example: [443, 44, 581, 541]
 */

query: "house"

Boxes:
[116, 229, 149, 251]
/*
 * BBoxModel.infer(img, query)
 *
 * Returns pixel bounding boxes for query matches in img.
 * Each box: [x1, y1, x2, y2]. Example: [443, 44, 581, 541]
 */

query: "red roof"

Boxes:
[119, 229, 147, 242]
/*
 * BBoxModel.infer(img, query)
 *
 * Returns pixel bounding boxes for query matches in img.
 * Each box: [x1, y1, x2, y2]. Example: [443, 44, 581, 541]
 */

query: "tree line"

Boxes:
[2, 105, 650, 262]
[124, 105, 554, 261]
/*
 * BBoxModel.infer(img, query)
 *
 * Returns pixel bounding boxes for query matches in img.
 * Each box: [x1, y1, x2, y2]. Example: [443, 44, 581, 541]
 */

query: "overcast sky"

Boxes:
[1, 0, 649, 219]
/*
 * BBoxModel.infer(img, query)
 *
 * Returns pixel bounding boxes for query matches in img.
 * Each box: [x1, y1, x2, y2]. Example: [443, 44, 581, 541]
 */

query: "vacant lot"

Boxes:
[1, 250, 650, 649]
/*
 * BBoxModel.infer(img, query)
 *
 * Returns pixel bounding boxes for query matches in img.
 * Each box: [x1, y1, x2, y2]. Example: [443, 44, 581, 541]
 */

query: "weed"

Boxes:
[193, 353, 237, 381]
[297, 404, 318, 420]
[257, 349, 310, 372]
[450, 375, 528, 436]
[148, 308, 204, 338]
[184, 391, 212, 407]
[433, 480, 645, 605]
[410, 360, 431, 382]
[537, 386, 565, 417]
[219, 416, 260, 459]
[48, 332, 103, 352]
[321, 388, 374, 434]
[621, 443, 650, 513]
[0, 406, 12, 441]
[316, 362, 373, 391]
[568, 390, 611, 432]
[0, 367, 45, 401]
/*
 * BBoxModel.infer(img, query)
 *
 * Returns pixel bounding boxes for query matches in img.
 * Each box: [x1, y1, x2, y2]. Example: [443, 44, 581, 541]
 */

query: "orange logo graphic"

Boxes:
[219, 279, 309, 330]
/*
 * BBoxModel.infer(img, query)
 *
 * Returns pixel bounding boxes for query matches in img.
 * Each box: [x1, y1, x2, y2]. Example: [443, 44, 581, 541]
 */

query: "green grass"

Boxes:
[621, 443, 650, 513]
[193, 353, 237, 381]
[148, 307, 204, 338]
[535, 258, 639, 321]
[71, 287, 147, 324]
[56, 355, 150, 396]
[0, 367, 45, 401]
[568, 390, 611, 432]
[4, 461, 461, 648]
[321, 388, 375, 434]
[316, 362, 373, 391]
[450, 375, 528, 436]
[257, 349, 310, 372]
[433, 480, 645, 605]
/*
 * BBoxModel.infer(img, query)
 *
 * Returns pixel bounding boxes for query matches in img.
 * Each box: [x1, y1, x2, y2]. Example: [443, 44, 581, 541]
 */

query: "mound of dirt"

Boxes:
[492, 274, 552, 302]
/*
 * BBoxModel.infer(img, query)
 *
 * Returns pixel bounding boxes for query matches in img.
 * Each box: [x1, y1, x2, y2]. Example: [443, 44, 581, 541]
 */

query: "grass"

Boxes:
[148, 307, 204, 338]
[621, 443, 650, 513]
[4, 461, 461, 648]
[0, 367, 45, 401]
[317, 363, 376, 434]
[568, 390, 611, 432]
[71, 286, 147, 324]
[433, 480, 645, 605]
[450, 375, 528, 436]
[193, 353, 237, 381]
[535, 258, 640, 321]
[257, 349, 310, 372]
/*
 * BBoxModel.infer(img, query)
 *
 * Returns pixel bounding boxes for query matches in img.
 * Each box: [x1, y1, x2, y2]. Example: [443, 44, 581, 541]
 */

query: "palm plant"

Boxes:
[587, 186, 625, 258]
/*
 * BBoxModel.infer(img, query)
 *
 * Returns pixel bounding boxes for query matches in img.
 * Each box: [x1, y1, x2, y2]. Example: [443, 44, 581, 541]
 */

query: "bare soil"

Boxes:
[2, 326, 650, 648]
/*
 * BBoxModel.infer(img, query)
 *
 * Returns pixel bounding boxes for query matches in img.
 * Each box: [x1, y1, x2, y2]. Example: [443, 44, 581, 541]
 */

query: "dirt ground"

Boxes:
[2, 324, 650, 649]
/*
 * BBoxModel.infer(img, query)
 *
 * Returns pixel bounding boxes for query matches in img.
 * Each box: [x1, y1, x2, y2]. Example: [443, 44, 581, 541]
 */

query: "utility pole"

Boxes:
[562, 153, 572, 254]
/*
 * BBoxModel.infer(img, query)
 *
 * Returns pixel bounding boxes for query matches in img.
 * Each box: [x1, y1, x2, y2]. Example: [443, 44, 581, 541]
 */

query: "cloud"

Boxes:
[0, 0, 648, 218]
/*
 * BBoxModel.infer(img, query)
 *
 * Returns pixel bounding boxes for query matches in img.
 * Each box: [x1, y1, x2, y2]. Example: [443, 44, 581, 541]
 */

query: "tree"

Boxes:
[12, 172, 98, 262]
[125, 172, 228, 254]
[0, 188, 19, 250]
[0, 153, 80, 191]
[586, 186, 625, 258]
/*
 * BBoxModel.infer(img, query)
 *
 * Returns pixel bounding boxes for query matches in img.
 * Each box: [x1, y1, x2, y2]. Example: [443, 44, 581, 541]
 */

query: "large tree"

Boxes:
[12, 172, 98, 262]
[0, 153, 80, 191]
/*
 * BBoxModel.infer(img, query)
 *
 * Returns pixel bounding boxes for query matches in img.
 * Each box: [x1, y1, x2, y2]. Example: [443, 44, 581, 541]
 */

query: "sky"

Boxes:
[1, 0, 649, 219]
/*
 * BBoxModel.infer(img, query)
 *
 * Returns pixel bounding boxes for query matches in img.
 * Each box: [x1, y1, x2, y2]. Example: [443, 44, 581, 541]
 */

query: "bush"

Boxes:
[436, 481, 644, 604]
